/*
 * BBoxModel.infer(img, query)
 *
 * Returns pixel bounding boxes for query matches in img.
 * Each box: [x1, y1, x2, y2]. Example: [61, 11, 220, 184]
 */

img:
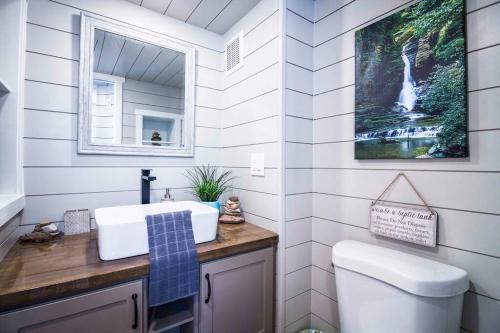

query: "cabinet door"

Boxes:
[199, 247, 274, 333]
[0, 280, 143, 333]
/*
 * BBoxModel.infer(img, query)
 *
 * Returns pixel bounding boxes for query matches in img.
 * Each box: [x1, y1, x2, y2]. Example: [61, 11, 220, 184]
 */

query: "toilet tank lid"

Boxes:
[332, 240, 469, 297]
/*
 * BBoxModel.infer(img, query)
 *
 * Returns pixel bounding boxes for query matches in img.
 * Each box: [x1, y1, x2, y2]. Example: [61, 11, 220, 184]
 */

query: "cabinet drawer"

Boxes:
[0, 280, 143, 333]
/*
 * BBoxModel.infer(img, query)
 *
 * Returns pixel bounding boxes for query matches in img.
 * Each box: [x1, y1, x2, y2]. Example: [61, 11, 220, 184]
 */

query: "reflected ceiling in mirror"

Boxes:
[79, 14, 195, 156]
[92, 29, 185, 148]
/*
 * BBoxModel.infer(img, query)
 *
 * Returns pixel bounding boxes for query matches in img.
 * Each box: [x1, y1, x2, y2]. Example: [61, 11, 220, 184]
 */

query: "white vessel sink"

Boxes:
[95, 201, 219, 260]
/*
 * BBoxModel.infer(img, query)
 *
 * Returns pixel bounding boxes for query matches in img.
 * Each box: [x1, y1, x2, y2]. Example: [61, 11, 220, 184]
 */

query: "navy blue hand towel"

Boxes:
[146, 210, 199, 307]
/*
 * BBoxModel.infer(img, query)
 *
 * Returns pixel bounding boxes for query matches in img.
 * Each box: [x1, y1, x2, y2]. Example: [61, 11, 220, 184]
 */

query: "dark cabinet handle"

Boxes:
[204, 273, 211, 304]
[132, 293, 138, 329]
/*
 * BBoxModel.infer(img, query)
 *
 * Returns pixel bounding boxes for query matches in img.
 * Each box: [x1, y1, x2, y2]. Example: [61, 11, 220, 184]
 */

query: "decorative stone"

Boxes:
[19, 232, 53, 243]
[226, 203, 239, 210]
[19, 222, 61, 243]
[219, 196, 245, 224]
[218, 215, 245, 224]
[224, 210, 241, 216]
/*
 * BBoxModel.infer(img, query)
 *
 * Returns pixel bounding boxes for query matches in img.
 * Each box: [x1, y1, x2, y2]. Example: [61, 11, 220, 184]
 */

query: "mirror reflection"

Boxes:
[91, 28, 185, 147]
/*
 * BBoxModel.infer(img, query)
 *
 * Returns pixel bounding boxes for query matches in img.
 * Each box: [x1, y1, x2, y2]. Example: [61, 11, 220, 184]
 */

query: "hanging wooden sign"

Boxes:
[369, 204, 437, 247]
[369, 173, 438, 248]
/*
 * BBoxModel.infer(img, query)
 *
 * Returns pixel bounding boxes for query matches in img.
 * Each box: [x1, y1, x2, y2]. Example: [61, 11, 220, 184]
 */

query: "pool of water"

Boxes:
[355, 137, 437, 159]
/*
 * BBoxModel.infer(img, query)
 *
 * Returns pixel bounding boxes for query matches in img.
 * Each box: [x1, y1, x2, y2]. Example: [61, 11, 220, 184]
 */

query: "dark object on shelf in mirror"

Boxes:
[151, 131, 162, 146]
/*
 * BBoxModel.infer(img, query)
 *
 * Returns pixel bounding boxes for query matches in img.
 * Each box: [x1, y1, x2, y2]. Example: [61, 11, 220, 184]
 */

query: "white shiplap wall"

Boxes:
[221, 0, 282, 235]
[312, 0, 500, 332]
[283, 0, 314, 332]
[220, 0, 285, 330]
[23, 0, 223, 231]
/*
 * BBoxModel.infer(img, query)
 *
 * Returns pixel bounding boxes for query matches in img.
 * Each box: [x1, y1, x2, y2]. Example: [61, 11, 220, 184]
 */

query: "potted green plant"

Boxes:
[185, 165, 234, 211]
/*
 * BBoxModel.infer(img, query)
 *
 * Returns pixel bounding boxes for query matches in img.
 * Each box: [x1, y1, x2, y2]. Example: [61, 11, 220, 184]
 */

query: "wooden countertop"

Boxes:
[0, 222, 278, 312]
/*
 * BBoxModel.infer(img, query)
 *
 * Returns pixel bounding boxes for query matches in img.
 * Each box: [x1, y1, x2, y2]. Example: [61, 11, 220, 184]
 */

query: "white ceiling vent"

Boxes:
[225, 32, 244, 75]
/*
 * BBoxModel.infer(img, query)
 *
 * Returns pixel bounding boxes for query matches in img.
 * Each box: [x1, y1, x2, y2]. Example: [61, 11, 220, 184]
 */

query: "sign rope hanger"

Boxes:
[372, 172, 435, 215]
[369, 172, 437, 247]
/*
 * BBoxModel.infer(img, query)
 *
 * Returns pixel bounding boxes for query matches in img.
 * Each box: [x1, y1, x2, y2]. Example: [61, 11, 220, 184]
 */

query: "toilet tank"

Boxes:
[332, 240, 469, 333]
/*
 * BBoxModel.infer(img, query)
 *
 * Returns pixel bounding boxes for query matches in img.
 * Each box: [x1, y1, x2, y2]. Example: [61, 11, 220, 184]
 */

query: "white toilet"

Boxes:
[332, 240, 469, 333]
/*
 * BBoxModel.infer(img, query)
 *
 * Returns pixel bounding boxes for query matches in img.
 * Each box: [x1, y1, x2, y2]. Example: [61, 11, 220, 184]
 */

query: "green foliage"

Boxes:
[421, 61, 464, 114]
[435, 36, 464, 62]
[185, 165, 234, 202]
[412, 147, 429, 157]
[415, 115, 441, 126]
[356, 106, 410, 132]
[395, 0, 464, 64]
[396, 0, 463, 45]
[421, 61, 467, 155]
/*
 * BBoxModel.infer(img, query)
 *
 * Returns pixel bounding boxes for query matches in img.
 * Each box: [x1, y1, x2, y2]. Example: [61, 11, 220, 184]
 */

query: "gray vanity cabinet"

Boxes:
[0, 280, 144, 333]
[199, 247, 274, 333]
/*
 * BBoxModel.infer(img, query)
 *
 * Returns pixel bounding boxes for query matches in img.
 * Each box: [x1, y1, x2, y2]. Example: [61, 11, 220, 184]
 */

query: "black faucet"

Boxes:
[141, 169, 156, 204]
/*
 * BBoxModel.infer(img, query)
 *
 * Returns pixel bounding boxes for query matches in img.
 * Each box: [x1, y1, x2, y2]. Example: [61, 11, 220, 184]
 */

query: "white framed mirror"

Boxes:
[78, 13, 195, 156]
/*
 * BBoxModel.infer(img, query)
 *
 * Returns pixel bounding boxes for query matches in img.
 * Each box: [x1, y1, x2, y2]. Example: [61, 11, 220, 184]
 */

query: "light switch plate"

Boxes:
[250, 152, 265, 176]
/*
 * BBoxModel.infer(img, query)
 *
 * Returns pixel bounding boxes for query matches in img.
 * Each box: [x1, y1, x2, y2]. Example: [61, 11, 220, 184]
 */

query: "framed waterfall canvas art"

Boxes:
[354, 0, 467, 159]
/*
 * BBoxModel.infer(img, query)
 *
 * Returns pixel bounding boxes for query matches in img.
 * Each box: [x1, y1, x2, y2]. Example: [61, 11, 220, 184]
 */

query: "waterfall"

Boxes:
[356, 126, 442, 141]
[397, 44, 418, 111]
